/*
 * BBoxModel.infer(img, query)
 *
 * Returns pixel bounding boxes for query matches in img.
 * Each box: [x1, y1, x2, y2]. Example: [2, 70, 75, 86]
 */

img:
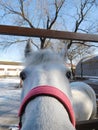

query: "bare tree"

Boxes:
[0, 0, 98, 63]
[0, 0, 65, 49]
[66, 0, 97, 49]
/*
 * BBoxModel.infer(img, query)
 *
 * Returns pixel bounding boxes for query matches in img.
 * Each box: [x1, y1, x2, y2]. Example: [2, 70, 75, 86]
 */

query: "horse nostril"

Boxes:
[20, 71, 26, 80]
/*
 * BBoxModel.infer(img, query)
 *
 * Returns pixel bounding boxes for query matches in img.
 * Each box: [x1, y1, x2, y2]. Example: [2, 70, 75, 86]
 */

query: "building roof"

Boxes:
[81, 55, 98, 63]
[0, 61, 22, 66]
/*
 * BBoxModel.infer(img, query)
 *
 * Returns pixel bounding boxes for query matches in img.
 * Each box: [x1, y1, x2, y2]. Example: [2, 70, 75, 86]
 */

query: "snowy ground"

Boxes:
[0, 78, 21, 130]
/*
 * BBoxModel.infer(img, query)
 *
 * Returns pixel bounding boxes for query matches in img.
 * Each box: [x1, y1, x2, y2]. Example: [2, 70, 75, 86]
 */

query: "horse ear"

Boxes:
[25, 39, 33, 57]
[60, 43, 68, 60]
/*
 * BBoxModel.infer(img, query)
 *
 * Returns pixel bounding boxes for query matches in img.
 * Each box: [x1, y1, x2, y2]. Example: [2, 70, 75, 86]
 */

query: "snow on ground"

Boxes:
[0, 77, 21, 130]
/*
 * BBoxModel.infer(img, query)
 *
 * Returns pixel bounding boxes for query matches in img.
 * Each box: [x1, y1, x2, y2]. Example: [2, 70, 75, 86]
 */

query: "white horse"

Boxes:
[70, 81, 97, 121]
[18, 42, 76, 130]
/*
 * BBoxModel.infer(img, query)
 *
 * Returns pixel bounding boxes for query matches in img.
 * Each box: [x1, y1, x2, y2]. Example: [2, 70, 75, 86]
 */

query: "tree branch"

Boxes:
[68, 0, 96, 49]
[48, 0, 65, 29]
[40, 0, 65, 49]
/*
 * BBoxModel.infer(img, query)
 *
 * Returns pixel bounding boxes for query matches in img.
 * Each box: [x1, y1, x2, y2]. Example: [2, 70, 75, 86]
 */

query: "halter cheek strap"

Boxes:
[18, 85, 76, 129]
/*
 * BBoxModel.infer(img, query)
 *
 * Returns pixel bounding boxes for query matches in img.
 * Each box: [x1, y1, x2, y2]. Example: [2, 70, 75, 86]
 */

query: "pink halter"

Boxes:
[18, 85, 76, 129]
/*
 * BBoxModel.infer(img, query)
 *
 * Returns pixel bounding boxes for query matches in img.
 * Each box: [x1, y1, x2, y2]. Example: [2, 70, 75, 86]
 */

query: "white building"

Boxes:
[0, 61, 24, 77]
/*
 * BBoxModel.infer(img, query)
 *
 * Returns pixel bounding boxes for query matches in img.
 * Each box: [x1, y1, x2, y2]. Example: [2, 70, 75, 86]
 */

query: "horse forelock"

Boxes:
[25, 49, 64, 66]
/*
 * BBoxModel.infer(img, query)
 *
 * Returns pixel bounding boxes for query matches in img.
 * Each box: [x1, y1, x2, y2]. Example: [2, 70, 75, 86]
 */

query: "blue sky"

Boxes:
[0, 42, 25, 62]
[0, 0, 98, 62]
[0, 35, 27, 62]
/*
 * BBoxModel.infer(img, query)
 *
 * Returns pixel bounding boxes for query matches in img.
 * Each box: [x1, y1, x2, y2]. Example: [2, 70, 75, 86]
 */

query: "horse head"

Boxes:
[18, 40, 76, 130]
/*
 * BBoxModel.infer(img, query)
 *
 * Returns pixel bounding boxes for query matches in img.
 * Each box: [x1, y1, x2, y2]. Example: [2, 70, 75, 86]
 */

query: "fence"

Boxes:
[0, 25, 98, 130]
[0, 25, 98, 42]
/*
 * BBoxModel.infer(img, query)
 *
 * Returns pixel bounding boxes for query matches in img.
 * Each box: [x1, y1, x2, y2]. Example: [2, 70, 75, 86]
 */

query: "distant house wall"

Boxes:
[0, 62, 24, 77]
[75, 56, 98, 78]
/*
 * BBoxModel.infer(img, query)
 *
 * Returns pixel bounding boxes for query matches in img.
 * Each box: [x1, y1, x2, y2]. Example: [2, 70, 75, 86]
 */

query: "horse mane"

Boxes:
[25, 49, 64, 66]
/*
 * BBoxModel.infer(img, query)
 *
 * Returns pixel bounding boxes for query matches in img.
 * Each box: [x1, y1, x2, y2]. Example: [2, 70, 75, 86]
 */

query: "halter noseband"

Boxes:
[18, 85, 76, 129]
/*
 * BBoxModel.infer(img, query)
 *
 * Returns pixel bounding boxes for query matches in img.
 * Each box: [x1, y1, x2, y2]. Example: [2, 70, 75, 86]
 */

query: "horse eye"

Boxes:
[66, 71, 71, 79]
[20, 71, 26, 80]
